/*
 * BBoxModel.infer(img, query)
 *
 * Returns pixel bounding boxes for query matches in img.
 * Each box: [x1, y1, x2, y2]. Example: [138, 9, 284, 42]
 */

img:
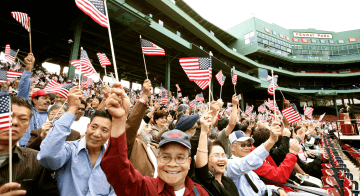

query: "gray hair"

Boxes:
[48, 103, 68, 115]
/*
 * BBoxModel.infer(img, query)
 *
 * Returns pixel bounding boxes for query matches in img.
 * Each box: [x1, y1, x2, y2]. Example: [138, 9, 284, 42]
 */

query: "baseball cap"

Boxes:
[229, 131, 254, 144]
[31, 90, 49, 99]
[175, 113, 199, 132]
[158, 129, 191, 149]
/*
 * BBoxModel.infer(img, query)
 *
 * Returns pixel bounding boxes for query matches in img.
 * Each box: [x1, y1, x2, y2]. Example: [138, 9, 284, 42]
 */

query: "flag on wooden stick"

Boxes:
[44, 79, 76, 99]
[75, 0, 108, 28]
[0, 91, 12, 130]
[4, 45, 17, 64]
[141, 39, 165, 56]
[11, 12, 30, 32]
[97, 53, 111, 68]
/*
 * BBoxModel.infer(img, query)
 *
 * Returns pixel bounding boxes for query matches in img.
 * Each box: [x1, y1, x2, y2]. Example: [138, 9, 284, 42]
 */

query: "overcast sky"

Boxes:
[183, 0, 360, 33]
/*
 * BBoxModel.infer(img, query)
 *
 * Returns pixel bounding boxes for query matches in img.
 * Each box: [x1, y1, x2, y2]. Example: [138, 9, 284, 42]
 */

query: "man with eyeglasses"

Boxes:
[70, 99, 90, 137]
[227, 123, 289, 196]
[101, 83, 209, 195]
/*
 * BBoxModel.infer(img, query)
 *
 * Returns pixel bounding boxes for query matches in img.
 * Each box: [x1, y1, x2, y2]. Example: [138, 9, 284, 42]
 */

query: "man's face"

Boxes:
[0, 104, 31, 143]
[13, 80, 20, 88]
[75, 104, 86, 119]
[231, 140, 252, 158]
[86, 117, 111, 149]
[48, 108, 65, 121]
[33, 95, 51, 112]
[91, 98, 100, 108]
[55, 94, 66, 104]
[157, 143, 191, 190]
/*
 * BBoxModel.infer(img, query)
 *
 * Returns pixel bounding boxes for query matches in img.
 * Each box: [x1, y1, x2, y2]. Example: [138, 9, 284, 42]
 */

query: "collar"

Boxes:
[156, 176, 194, 194]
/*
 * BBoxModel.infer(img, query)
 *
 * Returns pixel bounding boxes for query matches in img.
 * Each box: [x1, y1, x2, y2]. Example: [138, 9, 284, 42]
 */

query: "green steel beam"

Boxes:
[241, 92, 244, 111]
[67, 13, 87, 80]
[333, 96, 338, 117]
[165, 55, 171, 98]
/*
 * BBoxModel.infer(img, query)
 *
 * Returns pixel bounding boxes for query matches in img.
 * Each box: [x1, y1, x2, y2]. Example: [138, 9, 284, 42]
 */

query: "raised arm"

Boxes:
[97, 86, 110, 110]
[37, 87, 82, 170]
[224, 95, 239, 137]
[17, 53, 34, 100]
[195, 111, 213, 168]
[126, 80, 151, 156]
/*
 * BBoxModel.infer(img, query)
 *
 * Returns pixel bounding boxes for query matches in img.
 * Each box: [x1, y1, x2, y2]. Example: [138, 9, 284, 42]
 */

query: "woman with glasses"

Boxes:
[195, 111, 240, 196]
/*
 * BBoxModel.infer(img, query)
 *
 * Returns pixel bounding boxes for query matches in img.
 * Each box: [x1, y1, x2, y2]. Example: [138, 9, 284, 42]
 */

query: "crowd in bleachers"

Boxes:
[1, 53, 360, 196]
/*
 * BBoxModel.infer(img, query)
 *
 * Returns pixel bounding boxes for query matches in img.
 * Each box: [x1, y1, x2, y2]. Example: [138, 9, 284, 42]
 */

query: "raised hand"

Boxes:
[289, 140, 301, 152]
[24, 53, 35, 72]
[67, 87, 83, 114]
[105, 85, 130, 119]
[141, 79, 152, 100]
[40, 121, 53, 140]
[284, 98, 290, 108]
[232, 94, 239, 106]
[101, 86, 111, 99]
[269, 121, 282, 143]
[200, 110, 213, 135]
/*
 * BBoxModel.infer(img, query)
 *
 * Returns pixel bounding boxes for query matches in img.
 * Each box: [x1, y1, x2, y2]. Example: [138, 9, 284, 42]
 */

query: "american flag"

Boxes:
[338, 40, 345, 44]
[329, 40, 335, 44]
[278, 33, 284, 39]
[282, 106, 301, 124]
[141, 39, 165, 56]
[7, 71, 23, 80]
[231, 68, 237, 86]
[0, 92, 12, 130]
[75, 0, 108, 28]
[175, 84, 181, 92]
[177, 92, 182, 98]
[319, 112, 326, 122]
[245, 105, 253, 116]
[285, 36, 290, 41]
[183, 96, 189, 104]
[14, 61, 21, 70]
[194, 81, 210, 90]
[215, 70, 225, 86]
[11, 12, 30, 32]
[70, 49, 97, 77]
[258, 103, 267, 114]
[44, 79, 76, 99]
[5, 45, 17, 64]
[237, 94, 242, 100]
[266, 75, 278, 95]
[289, 103, 299, 113]
[179, 57, 212, 83]
[195, 93, 204, 102]
[303, 103, 307, 111]
[264, 27, 271, 33]
[190, 100, 196, 109]
[82, 77, 93, 89]
[97, 53, 111, 68]
[304, 107, 314, 118]
[265, 98, 277, 111]
[0, 70, 7, 83]
[160, 86, 168, 103]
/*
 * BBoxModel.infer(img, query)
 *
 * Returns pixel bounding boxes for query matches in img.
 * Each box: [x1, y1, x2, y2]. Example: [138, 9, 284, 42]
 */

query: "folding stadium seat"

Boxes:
[343, 177, 353, 189]
[343, 187, 353, 196]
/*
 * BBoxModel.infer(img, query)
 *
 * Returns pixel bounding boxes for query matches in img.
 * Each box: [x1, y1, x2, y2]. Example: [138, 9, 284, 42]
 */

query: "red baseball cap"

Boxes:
[31, 90, 50, 99]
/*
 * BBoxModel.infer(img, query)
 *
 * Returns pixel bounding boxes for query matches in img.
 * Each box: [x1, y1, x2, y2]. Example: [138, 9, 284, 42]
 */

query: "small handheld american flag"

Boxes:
[266, 75, 278, 95]
[75, 0, 108, 28]
[304, 107, 314, 118]
[245, 105, 253, 116]
[215, 70, 225, 86]
[190, 100, 196, 109]
[5, 45, 17, 64]
[11, 12, 30, 32]
[258, 104, 267, 114]
[44, 79, 75, 99]
[179, 57, 212, 90]
[195, 93, 204, 102]
[282, 106, 301, 124]
[175, 84, 181, 92]
[160, 86, 168, 103]
[97, 53, 111, 68]
[0, 91, 12, 130]
[70, 49, 97, 77]
[231, 68, 237, 86]
[141, 39, 165, 56]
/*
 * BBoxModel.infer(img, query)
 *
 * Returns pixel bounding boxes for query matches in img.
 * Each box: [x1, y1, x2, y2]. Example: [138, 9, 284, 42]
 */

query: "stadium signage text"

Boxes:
[293, 32, 332, 39]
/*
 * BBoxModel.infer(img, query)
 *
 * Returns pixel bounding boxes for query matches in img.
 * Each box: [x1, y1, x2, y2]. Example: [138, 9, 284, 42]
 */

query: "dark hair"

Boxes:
[12, 96, 34, 118]
[240, 123, 249, 132]
[252, 127, 270, 147]
[153, 110, 168, 123]
[232, 122, 242, 133]
[251, 126, 256, 136]
[240, 118, 246, 123]
[294, 126, 302, 134]
[208, 140, 226, 156]
[80, 100, 87, 107]
[218, 118, 229, 131]
[94, 97, 102, 103]
[159, 106, 167, 110]
[90, 109, 112, 123]
[86, 98, 92, 103]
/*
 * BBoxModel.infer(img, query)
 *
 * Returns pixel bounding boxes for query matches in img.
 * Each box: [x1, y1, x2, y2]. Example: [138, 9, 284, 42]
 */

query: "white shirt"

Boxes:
[174, 187, 185, 196]
[70, 116, 90, 135]
[146, 144, 158, 178]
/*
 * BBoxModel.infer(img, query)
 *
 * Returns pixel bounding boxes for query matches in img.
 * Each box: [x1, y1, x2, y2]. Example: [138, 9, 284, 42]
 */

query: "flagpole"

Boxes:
[104, 0, 119, 82]
[8, 95, 12, 183]
[104, 68, 107, 77]
[220, 85, 223, 99]
[51, 101, 68, 122]
[272, 70, 276, 120]
[139, 35, 149, 80]
[29, 17, 32, 53]
[12, 49, 20, 70]
[209, 51, 213, 102]
[79, 48, 83, 89]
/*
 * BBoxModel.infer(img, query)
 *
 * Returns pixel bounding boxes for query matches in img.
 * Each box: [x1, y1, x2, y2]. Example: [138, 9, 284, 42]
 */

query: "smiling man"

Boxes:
[0, 95, 58, 195]
[37, 87, 115, 196]
[101, 83, 209, 196]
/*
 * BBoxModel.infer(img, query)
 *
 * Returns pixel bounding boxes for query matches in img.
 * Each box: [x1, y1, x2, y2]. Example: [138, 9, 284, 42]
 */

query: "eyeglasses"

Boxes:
[235, 142, 251, 147]
[78, 108, 86, 111]
[159, 154, 188, 164]
[210, 154, 228, 159]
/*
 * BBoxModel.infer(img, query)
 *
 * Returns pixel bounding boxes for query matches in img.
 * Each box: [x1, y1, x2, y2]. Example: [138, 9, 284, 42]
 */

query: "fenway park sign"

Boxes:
[293, 32, 333, 39]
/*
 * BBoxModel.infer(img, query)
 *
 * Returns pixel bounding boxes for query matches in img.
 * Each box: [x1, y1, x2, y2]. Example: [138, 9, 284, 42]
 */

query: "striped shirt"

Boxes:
[0, 146, 59, 195]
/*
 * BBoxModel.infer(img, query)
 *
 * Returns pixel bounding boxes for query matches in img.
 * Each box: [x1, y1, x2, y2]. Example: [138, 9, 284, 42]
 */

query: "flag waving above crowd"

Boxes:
[267, 75, 278, 95]
[11, 12, 30, 32]
[75, 0, 108, 28]
[179, 57, 212, 90]
[141, 39, 165, 56]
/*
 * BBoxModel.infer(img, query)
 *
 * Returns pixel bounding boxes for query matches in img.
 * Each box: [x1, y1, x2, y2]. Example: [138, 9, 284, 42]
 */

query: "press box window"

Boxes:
[245, 31, 255, 44]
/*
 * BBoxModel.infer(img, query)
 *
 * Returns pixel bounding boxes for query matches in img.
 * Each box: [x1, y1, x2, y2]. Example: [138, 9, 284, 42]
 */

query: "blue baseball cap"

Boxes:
[229, 131, 254, 144]
[158, 129, 191, 149]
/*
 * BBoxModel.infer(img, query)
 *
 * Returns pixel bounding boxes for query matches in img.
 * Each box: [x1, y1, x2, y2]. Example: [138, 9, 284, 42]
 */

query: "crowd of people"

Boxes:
[0, 53, 338, 196]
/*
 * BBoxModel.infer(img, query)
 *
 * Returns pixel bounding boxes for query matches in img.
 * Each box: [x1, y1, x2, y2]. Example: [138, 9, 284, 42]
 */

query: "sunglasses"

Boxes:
[236, 142, 251, 147]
